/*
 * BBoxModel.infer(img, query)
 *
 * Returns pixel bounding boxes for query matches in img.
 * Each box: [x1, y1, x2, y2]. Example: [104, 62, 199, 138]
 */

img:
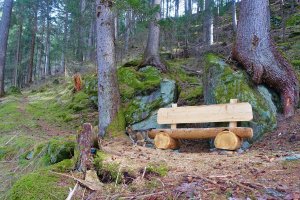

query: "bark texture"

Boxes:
[0, 0, 13, 96]
[203, 0, 214, 45]
[28, 4, 38, 83]
[96, 0, 121, 137]
[76, 123, 93, 172]
[232, 0, 299, 117]
[232, 0, 237, 32]
[140, 0, 167, 72]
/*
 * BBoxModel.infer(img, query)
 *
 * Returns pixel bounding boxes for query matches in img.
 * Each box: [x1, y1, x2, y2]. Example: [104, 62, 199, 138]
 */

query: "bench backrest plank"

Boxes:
[157, 102, 253, 124]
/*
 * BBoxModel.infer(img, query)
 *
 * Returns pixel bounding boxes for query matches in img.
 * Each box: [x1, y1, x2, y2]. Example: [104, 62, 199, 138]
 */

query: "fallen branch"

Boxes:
[230, 180, 256, 192]
[66, 182, 78, 200]
[51, 171, 103, 191]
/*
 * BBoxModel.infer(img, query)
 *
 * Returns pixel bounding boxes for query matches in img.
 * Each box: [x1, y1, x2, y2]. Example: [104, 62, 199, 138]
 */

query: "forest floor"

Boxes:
[0, 86, 299, 200]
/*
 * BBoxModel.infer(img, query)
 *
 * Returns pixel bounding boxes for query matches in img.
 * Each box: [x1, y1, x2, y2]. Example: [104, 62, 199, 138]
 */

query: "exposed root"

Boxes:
[139, 55, 168, 72]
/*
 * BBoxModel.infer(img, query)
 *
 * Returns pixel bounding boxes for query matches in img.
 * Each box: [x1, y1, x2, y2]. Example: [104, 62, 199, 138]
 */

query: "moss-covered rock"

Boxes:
[118, 66, 162, 102]
[47, 138, 75, 164]
[8, 170, 70, 200]
[203, 54, 277, 142]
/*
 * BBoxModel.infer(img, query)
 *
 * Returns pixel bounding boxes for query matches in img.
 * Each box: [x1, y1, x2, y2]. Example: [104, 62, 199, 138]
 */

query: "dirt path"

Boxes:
[18, 95, 72, 137]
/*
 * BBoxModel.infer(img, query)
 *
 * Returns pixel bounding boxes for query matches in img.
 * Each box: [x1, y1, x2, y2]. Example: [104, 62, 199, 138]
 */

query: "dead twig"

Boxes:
[230, 180, 256, 192]
[50, 171, 103, 191]
[66, 182, 78, 200]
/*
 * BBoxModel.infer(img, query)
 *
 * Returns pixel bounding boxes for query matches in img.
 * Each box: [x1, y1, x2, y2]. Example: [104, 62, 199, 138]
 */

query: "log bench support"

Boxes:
[150, 99, 253, 150]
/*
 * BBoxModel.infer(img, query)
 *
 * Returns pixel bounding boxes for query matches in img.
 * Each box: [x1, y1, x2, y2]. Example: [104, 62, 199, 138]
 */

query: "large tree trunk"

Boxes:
[140, 0, 167, 72]
[96, 0, 121, 137]
[203, 0, 214, 45]
[232, 0, 299, 117]
[28, 4, 38, 83]
[0, 0, 13, 96]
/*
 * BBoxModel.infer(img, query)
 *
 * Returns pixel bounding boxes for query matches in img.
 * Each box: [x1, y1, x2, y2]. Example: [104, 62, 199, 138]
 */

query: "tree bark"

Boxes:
[96, 0, 122, 137]
[76, 123, 93, 172]
[232, 0, 237, 33]
[45, 0, 51, 76]
[203, 0, 213, 45]
[232, 0, 299, 117]
[140, 0, 167, 72]
[0, 0, 13, 96]
[175, 0, 179, 18]
[14, 23, 23, 87]
[62, 11, 68, 77]
[28, 3, 38, 83]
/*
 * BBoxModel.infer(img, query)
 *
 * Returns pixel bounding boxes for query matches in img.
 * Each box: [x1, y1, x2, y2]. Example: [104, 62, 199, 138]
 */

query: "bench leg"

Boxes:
[214, 131, 242, 150]
[154, 132, 180, 150]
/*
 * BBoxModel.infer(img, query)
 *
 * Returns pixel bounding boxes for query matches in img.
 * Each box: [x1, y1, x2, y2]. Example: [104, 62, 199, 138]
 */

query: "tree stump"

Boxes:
[76, 123, 93, 173]
[154, 132, 179, 149]
[73, 73, 82, 92]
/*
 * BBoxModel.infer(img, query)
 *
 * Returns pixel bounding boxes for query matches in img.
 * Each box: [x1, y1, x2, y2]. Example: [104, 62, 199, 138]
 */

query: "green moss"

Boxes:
[292, 60, 300, 69]
[6, 86, 22, 95]
[0, 135, 35, 161]
[94, 151, 122, 183]
[50, 158, 75, 172]
[8, 170, 70, 200]
[286, 13, 300, 27]
[117, 66, 162, 102]
[69, 91, 90, 111]
[124, 98, 163, 124]
[106, 109, 126, 137]
[46, 138, 75, 164]
[146, 163, 169, 177]
[179, 86, 203, 105]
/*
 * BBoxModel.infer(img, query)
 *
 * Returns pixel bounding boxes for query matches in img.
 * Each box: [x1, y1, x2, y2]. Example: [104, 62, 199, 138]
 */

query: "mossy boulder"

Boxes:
[203, 54, 277, 142]
[126, 79, 177, 129]
[47, 138, 75, 164]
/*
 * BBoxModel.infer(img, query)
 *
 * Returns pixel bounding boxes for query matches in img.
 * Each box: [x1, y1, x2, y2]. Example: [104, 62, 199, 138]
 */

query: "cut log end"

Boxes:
[154, 132, 179, 150]
[214, 131, 242, 150]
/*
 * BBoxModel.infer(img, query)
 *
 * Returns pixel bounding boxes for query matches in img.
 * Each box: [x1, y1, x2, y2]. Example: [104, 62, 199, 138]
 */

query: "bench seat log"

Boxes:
[149, 127, 253, 140]
[157, 102, 253, 124]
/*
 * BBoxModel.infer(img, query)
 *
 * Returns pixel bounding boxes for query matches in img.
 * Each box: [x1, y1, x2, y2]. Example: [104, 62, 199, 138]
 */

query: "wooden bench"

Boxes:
[149, 99, 253, 150]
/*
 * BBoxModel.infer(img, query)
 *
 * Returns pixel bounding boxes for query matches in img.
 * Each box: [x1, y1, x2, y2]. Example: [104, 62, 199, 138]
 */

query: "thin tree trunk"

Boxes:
[45, 0, 51, 76]
[14, 23, 22, 87]
[232, 0, 237, 33]
[62, 11, 68, 77]
[124, 10, 131, 52]
[203, 0, 213, 45]
[140, 0, 167, 72]
[28, 4, 38, 83]
[0, 0, 13, 96]
[96, 0, 121, 137]
[232, 0, 299, 117]
[175, 0, 179, 18]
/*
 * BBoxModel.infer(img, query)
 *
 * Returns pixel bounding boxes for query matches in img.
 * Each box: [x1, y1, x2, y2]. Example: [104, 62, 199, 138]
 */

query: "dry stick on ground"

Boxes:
[51, 171, 103, 191]
[66, 182, 78, 200]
